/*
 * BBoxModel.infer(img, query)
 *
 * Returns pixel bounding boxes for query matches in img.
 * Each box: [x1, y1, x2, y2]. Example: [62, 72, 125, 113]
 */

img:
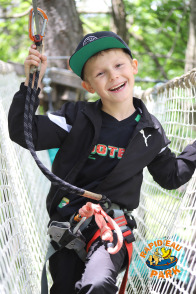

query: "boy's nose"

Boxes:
[108, 70, 119, 81]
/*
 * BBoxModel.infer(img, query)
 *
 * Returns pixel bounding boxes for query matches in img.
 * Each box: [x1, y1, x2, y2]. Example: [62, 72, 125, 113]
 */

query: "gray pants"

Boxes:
[49, 235, 127, 294]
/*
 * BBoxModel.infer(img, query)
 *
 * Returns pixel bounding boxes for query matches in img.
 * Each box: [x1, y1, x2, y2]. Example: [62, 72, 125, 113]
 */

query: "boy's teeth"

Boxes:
[110, 83, 125, 91]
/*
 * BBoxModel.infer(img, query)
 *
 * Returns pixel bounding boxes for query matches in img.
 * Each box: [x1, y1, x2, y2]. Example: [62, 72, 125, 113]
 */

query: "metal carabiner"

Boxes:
[29, 7, 48, 44]
[28, 7, 48, 73]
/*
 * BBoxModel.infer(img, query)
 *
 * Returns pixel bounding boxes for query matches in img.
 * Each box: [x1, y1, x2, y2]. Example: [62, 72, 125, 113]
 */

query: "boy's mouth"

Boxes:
[109, 82, 126, 92]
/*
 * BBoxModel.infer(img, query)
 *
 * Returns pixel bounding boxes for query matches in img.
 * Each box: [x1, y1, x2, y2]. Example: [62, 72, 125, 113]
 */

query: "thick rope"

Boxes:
[138, 67, 196, 100]
[79, 202, 124, 254]
[24, 71, 85, 195]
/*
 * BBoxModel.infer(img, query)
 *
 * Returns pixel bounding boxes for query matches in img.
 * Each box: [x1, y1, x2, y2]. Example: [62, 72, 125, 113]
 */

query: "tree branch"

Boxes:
[128, 31, 168, 79]
[77, 10, 111, 14]
[0, 6, 32, 19]
[157, 8, 176, 33]
[163, 5, 187, 67]
[111, 0, 129, 43]
[132, 50, 196, 64]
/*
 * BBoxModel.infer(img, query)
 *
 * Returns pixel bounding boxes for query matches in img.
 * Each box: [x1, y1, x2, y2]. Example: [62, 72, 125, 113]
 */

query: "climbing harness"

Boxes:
[79, 202, 124, 254]
[25, 2, 136, 294]
[42, 203, 136, 294]
[84, 205, 136, 294]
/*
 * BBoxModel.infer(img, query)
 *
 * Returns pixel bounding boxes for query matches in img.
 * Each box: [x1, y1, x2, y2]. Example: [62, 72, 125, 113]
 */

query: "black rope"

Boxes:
[24, 71, 85, 196]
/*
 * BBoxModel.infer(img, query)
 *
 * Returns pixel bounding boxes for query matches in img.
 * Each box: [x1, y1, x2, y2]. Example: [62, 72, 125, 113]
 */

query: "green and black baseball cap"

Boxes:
[69, 31, 133, 79]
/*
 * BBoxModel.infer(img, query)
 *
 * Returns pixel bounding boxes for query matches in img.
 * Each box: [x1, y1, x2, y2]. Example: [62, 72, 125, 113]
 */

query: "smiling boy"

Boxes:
[81, 49, 138, 121]
[8, 31, 196, 294]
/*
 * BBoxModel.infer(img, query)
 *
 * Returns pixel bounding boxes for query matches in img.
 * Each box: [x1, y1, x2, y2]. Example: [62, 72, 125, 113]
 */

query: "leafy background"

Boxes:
[0, 0, 191, 85]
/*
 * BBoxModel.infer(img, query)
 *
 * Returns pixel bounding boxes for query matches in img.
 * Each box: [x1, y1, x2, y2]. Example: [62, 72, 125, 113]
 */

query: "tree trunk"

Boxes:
[185, 0, 196, 72]
[111, 0, 129, 44]
[111, 0, 168, 79]
[37, 0, 83, 69]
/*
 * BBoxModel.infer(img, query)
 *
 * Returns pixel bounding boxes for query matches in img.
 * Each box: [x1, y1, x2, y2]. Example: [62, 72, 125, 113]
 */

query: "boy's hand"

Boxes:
[24, 44, 47, 88]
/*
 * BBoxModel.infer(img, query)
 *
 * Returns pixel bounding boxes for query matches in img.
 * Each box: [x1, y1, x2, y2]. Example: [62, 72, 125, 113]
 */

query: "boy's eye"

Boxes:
[96, 72, 104, 77]
[116, 63, 122, 68]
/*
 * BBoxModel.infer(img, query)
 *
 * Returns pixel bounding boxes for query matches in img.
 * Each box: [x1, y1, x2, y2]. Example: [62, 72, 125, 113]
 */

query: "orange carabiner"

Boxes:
[29, 7, 48, 42]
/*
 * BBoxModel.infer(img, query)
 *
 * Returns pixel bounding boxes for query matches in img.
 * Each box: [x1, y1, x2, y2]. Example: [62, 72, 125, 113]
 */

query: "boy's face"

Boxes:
[81, 49, 138, 109]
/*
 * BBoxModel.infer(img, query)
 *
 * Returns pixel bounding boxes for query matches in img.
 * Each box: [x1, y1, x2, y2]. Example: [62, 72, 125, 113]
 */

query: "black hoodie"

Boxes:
[8, 83, 196, 220]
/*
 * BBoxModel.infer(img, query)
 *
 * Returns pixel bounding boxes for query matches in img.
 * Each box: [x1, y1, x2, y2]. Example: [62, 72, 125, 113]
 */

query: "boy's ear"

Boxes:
[81, 81, 95, 94]
[132, 59, 138, 75]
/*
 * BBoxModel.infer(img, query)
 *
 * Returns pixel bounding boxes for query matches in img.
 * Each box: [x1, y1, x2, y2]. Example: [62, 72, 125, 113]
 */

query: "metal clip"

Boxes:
[28, 7, 48, 73]
[29, 7, 48, 44]
[29, 8, 48, 42]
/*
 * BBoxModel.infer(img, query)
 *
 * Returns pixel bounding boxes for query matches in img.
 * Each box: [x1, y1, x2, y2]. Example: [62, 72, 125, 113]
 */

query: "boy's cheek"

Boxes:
[81, 81, 95, 93]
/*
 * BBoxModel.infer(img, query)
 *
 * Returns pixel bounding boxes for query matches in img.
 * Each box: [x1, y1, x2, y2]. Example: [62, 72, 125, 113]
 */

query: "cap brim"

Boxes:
[69, 37, 128, 78]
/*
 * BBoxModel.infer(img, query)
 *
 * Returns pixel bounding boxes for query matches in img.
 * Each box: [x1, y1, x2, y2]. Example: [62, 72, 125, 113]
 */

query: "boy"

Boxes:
[8, 31, 196, 294]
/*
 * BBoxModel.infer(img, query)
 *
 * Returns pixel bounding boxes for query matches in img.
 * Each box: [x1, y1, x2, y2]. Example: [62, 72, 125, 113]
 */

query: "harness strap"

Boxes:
[118, 240, 133, 294]
[41, 243, 56, 294]
[86, 229, 101, 253]
[41, 240, 87, 294]
[86, 210, 135, 294]
[79, 202, 124, 254]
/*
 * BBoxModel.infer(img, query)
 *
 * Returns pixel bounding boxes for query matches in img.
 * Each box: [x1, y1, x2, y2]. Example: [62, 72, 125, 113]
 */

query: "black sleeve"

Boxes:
[8, 83, 74, 151]
[147, 141, 196, 189]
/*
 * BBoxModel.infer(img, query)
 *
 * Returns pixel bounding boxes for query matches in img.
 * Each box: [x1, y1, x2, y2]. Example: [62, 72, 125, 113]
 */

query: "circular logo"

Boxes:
[83, 36, 98, 46]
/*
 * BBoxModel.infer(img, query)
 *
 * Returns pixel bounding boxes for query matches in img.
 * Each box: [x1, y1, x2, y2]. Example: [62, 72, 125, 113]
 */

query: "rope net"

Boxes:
[0, 61, 195, 293]
[0, 67, 51, 293]
[119, 69, 196, 294]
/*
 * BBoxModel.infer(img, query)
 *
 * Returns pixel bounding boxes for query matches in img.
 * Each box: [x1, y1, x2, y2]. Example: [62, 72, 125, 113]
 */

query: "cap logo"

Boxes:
[83, 36, 98, 46]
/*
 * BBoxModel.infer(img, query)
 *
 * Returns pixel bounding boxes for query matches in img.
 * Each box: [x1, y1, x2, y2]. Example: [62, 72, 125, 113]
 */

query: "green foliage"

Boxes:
[0, 0, 31, 63]
[79, 0, 190, 83]
[124, 0, 190, 80]
[0, 0, 190, 83]
[80, 14, 111, 35]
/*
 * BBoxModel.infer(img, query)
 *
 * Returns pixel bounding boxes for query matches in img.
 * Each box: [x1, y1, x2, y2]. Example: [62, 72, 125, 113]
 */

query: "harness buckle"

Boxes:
[48, 221, 86, 252]
[107, 206, 137, 244]
[124, 213, 137, 230]
[99, 194, 112, 210]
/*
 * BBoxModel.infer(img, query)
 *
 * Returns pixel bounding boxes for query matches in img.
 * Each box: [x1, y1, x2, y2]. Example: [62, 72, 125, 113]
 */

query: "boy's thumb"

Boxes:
[41, 55, 47, 61]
